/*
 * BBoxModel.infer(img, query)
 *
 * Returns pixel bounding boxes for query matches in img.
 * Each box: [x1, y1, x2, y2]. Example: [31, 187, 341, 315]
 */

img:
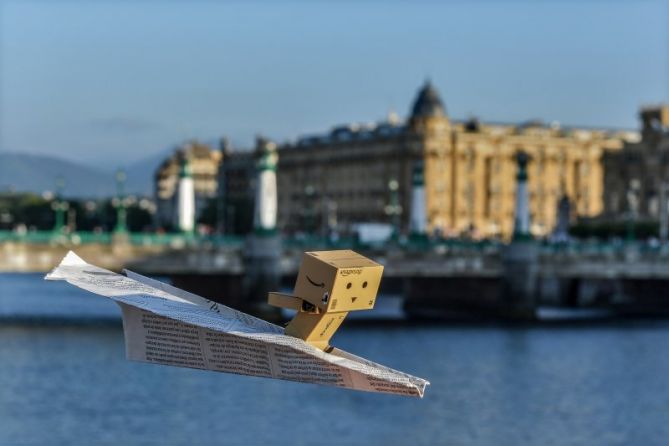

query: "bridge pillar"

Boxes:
[111, 231, 131, 256]
[501, 151, 538, 319]
[501, 241, 539, 319]
[243, 234, 282, 320]
[241, 136, 282, 320]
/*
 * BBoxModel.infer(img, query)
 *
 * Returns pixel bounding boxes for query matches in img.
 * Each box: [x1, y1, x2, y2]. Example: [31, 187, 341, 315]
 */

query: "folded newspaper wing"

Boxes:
[45, 252, 429, 397]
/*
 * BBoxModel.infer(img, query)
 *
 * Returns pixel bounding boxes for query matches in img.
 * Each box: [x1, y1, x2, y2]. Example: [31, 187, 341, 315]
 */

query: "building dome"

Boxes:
[410, 80, 446, 119]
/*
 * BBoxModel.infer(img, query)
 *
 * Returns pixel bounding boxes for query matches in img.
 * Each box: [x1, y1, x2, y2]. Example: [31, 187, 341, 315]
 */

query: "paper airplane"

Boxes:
[46, 252, 429, 397]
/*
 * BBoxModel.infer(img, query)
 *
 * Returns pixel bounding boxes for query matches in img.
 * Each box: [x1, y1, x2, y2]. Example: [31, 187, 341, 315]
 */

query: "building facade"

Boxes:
[221, 82, 632, 238]
[603, 105, 669, 220]
[154, 141, 222, 229]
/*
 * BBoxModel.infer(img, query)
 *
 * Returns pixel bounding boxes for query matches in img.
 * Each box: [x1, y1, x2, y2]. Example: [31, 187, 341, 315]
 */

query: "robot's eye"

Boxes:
[322, 292, 329, 304]
[362, 281, 368, 288]
[346, 282, 352, 289]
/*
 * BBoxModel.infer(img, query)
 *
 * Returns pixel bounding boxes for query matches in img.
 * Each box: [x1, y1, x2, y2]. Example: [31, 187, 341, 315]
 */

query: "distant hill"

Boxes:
[122, 148, 173, 196]
[0, 152, 166, 198]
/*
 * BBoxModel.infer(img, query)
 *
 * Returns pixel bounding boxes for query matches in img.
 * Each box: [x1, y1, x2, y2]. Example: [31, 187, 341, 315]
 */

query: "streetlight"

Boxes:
[303, 184, 317, 236]
[626, 180, 640, 242]
[51, 176, 69, 234]
[659, 181, 669, 245]
[384, 179, 402, 237]
[112, 168, 129, 234]
[323, 198, 338, 241]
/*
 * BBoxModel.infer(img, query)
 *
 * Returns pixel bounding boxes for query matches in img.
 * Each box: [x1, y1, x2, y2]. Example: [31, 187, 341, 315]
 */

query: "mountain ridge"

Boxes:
[0, 152, 164, 198]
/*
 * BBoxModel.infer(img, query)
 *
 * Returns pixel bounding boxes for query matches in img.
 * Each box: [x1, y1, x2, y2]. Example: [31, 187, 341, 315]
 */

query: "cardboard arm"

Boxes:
[267, 292, 303, 311]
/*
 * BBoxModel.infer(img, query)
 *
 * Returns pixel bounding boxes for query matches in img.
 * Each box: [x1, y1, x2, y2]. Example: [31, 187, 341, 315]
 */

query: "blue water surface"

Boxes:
[1, 274, 668, 446]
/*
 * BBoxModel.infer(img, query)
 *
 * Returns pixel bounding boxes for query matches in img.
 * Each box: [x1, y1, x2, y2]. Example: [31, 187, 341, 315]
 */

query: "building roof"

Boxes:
[410, 80, 446, 119]
[292, 122, 405, 148]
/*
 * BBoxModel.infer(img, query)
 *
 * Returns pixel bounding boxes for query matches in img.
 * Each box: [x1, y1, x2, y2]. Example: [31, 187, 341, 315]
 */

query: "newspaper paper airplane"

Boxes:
[46, 252, 429, 397]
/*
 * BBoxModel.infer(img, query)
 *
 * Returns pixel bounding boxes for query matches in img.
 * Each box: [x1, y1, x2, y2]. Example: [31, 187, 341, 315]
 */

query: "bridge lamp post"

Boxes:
[324, 198, 338, 242]
[51, 176, 69, 234]
[112, 169, 129, 234]
[302, 184, 317, 236]
[659, 181, 669, 245]
[512, 151, 532, 241]
[409, 160, 428, 240]
[626, 181, 640, 243]
[385, 179, 403, 238]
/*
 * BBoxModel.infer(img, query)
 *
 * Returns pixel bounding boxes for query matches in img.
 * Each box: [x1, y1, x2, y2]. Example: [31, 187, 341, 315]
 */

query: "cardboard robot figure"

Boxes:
[268, 250, 383, 351]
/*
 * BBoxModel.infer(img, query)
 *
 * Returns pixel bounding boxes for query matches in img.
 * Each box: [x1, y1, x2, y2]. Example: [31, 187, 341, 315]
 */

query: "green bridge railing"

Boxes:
[3, 229, 668, 257]
[0, 230, 245, 248]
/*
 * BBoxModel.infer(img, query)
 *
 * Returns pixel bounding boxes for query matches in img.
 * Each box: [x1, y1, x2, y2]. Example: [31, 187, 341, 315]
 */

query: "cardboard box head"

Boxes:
[293, 250, 384, 312]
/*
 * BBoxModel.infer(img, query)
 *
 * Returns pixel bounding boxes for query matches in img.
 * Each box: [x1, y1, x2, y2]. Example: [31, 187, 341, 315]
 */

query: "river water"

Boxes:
[1, 273, 668, 445]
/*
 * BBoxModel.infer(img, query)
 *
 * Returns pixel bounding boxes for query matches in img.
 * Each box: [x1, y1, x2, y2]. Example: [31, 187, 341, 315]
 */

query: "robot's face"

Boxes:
[327, 267, 383, 312]
[294, 250, 384, 312]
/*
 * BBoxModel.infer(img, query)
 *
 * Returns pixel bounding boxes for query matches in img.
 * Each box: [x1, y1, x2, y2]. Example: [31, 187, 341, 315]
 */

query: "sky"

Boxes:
[1, 0, 668, 167]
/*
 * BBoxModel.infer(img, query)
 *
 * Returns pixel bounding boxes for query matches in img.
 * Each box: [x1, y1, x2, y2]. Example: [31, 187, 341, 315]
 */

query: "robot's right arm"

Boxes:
[267, 292, 304, 311]
[267, 292, 319, 313]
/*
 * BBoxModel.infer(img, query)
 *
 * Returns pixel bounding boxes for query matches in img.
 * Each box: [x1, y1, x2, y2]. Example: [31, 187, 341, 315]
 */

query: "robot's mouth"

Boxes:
[306, 275, 325, 288]
[351, 297, 358, 303]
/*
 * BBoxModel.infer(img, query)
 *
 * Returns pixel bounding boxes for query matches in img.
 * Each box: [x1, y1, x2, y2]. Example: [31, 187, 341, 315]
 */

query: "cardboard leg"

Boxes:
[285, 311, 349, 351]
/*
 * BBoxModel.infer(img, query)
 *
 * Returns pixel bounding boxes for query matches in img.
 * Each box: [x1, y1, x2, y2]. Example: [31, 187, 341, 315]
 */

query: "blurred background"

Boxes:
[1, 0, 669, 444]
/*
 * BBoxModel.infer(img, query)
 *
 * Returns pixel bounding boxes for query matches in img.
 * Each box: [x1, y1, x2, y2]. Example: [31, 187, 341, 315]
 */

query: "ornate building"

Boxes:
[221, 82, 632, 238]
[154, 141, 222, 229]
[603, 105, 669, 220]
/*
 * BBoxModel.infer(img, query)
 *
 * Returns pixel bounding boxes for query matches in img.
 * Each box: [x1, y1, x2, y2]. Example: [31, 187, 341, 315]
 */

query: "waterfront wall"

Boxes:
[0, 242, 166, 273]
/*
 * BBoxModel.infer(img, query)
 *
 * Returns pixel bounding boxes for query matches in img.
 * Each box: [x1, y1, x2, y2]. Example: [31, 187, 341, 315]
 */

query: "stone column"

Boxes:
[252, 138, 278, 236]
[177, 157, 195, 234]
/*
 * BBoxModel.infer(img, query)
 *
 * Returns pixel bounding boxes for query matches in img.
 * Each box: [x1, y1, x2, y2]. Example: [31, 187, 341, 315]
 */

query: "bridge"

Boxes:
[3, 229, 669, 319]
[5, 152, 669, 320]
